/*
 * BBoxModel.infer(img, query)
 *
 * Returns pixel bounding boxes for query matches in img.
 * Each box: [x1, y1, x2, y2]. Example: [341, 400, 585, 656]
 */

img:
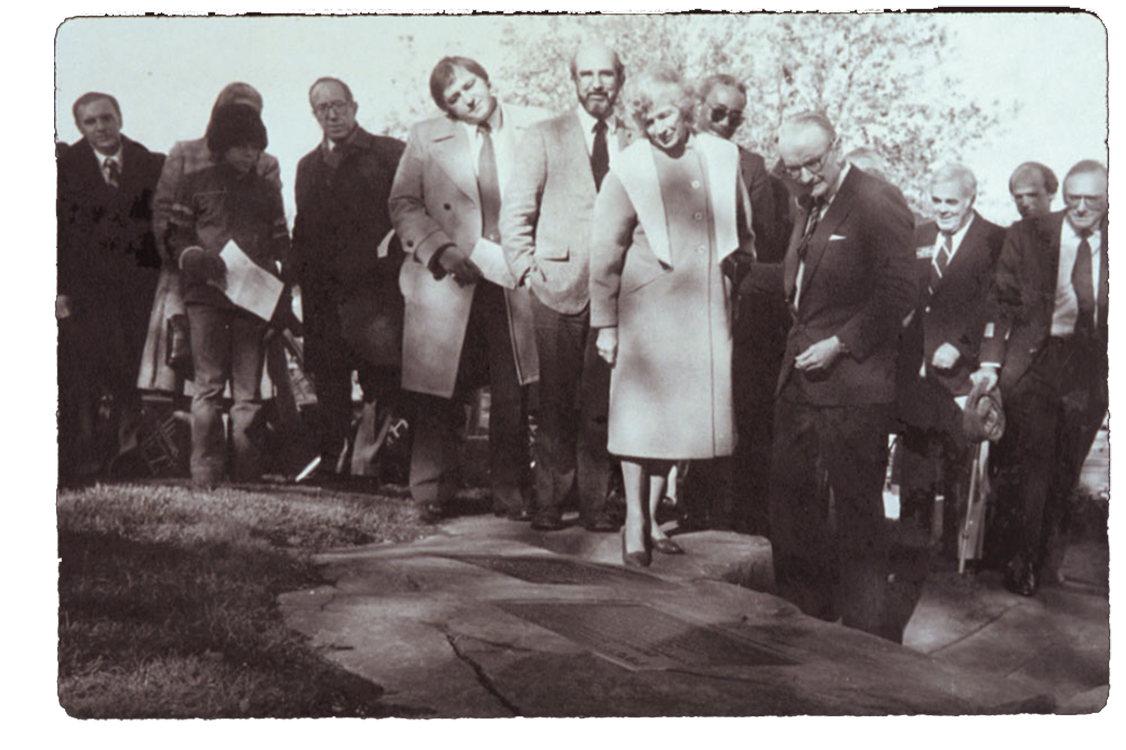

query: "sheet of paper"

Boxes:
[210, 239, 284, 320]
[470, 238, 517, 289]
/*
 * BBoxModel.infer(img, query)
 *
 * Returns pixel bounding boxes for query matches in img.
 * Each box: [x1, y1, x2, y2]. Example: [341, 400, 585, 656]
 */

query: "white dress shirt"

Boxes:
[933, 212, 975, 270]
[461, 102, 518, 193]
[1051, 220, 1103, 336]
[575, 106, 623, 166]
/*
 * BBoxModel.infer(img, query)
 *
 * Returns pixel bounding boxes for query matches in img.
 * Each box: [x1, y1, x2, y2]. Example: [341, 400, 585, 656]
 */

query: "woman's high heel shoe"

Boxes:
[621, 528, 651, 568]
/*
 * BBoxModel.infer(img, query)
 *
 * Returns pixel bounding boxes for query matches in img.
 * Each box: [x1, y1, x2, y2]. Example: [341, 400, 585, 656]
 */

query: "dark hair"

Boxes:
[1009, 161, 1059, 195]
[429, 56, 490, 113]
[72, 91, 121, 123]
[309, 76, 355, 105]
[206, 103, 268, 157]
[697, 73, 746, 102]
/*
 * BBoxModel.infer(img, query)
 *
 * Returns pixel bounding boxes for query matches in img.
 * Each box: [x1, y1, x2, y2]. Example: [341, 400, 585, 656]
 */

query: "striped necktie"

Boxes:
[104, 157, 120, 188]
[927, 232, 953, 295]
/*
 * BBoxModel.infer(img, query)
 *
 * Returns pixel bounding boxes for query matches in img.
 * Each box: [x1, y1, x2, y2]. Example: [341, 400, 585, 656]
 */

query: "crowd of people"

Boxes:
[57, 41, 1108, 643]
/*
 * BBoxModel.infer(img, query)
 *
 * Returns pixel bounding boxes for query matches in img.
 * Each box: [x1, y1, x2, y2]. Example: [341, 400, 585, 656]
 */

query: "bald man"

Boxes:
[741, 111, 915, 640]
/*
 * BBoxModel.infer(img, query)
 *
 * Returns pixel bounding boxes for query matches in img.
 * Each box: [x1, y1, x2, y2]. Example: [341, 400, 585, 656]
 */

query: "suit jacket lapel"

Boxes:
[1097, 216, 1109, 328]
[431, 118, 479, 203]
[564, 110, 598, 198]
[934, 212, 982, 295]
[797, 167, 857, 301]
[783, 199, 809, 302]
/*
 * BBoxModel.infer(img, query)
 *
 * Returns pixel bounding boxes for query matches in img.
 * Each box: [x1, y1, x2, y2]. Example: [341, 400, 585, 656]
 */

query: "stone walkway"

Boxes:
[280, 513, 1108, 717]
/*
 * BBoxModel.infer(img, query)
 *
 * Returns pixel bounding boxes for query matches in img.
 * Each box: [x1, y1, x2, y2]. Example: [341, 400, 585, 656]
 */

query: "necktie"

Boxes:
[104, 158, 120, 188]
[591, 120, 609, 190]
[1072, 230, 1096, 332]
[477, 124, 501, 243]
[928, 233, 953, 295]
[786, 196, 825, 311]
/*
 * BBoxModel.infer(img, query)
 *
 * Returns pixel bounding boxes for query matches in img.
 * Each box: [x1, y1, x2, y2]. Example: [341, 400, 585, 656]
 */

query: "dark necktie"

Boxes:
[104, 158, 120, 188]
[927, 232, 954, 295]
[477, 123, 501, 243]
[591, 120, 609, 190]
[1072, 229, 1096, 331]
[786, 196, 825, 311]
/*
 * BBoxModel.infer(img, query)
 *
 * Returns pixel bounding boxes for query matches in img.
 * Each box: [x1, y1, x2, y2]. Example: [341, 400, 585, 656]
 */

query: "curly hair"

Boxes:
[626, 66, 694, 134]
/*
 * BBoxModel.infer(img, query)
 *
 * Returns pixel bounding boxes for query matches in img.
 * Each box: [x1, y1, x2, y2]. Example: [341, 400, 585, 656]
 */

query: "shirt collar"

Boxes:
[939, 212, 975, 251]
[322, 124, 361, 153]
[97, 143, 124, 166]
[462, 102, 504, 139]
[575, 105, 615, 135]
[1065, 216, 1102, 246]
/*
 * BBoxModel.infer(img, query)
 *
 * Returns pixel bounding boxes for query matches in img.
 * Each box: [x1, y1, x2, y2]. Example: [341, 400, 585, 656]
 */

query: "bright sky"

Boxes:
[52, 12, 1108, 225]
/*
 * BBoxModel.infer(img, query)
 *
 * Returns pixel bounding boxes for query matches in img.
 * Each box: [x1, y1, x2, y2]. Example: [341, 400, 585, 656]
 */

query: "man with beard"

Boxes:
[500, 42, 632, 532]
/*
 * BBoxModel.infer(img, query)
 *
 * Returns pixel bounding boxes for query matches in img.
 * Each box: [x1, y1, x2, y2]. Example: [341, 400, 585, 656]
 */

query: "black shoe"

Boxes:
[1004, 555, 1039, 597]
[418, 503, 445, 524]
[505, 507, 534, 522]
[582, 513, 619, 533]
[531, 508, 564, 531]
[621, 528, 651, 568]
[652, 537, 685, 555]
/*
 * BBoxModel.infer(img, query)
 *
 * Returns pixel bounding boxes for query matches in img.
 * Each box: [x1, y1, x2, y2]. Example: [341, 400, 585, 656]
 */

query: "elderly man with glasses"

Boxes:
[695, 73, 793, 535]
[290, 77, 407, 481]
[740, 111, 916, 641]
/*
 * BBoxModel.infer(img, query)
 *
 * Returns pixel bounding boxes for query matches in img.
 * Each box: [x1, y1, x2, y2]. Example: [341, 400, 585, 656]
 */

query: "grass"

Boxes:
[58, 481, 434, 718]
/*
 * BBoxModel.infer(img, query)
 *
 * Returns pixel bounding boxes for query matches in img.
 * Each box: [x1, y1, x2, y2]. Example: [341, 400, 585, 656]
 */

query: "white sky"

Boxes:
[52, 12, 1107, 225]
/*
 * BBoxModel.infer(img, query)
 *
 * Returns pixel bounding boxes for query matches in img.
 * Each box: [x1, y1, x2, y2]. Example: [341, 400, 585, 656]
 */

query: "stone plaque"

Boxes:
[497, 601, 797, 671]
[444, 555, 658, 586]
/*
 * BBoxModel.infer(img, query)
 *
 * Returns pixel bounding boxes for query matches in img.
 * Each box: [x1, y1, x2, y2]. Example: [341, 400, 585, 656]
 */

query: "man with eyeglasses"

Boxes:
[390, 57, 549, 522]
[695, 73, 792, 535]
[972, 160, 1108, 597]
[291, 77, 406, 480]
[741, 111, 916, 640]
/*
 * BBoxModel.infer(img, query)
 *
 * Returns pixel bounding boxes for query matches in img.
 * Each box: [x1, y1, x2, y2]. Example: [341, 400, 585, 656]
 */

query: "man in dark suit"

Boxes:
[742, 112, 916, 640]
[973, 160, 1108, 597]
[291, 77, 406, 477]
[695, 73, 792, 534]
[57, 91, 165, 478]
[500, 42, 631, 532]
[897, 164, 1005, 545]
[1008, 161, 1058, 221]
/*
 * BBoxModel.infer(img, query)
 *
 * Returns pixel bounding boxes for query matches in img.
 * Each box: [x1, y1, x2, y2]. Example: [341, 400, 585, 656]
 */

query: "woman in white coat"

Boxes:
[590, 67, 754, 566]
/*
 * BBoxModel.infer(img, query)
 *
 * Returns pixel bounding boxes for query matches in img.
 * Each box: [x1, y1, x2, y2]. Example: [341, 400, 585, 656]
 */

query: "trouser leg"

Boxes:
[530, 295, 583, 512]
[408, 393, 463, 509]
[228, 311, 267, 483]
[576, 326, 612, 521]
[186, 304, 231, 485]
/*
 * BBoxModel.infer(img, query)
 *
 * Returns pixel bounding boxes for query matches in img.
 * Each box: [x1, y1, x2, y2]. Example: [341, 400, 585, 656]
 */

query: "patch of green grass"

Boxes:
[58, 481, 434, 718]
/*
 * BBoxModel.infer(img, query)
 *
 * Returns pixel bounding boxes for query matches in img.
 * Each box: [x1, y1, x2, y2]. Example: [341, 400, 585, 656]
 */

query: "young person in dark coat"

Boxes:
[57, 91, 165, 478]
[167, 104, 290, 486]
[896, 164, 1005, 547]
[290, 77, 407, 477]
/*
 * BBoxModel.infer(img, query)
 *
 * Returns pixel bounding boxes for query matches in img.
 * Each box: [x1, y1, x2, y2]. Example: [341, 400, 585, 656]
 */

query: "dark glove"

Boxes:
[721, 252, 754, 283]
[181, 247, 227, 283]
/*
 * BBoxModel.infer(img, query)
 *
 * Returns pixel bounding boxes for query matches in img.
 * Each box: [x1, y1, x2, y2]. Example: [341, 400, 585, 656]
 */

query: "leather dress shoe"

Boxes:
[621, 528, 651, 568]
[1004, 555, 1039, 597]
[531, 508, 565, 531]
[651, 537, 685, 555]
[582, 513, 619, 533]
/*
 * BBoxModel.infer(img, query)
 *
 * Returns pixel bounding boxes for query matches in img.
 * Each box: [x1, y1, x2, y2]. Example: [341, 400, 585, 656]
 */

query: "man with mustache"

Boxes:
[500, 42, 632, 532]
[390, 56, 548, 522]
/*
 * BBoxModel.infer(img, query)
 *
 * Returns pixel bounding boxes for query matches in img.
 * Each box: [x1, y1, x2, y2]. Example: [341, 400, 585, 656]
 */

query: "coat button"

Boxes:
[693, 211, 704, 221]
[407, 240, 414, 247]
[444, 203, 451, 210]
[696, 245, 706, 253]
[691, 180, 701, 189]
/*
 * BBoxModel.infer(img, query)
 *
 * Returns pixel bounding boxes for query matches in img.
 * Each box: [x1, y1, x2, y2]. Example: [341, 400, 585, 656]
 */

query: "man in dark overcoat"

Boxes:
[290, 77, 406, 475]
[57, 91, 165, 478]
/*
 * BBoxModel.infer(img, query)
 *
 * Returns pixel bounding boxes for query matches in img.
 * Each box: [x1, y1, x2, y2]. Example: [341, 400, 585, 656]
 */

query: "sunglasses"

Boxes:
[709, 105, 744, 127]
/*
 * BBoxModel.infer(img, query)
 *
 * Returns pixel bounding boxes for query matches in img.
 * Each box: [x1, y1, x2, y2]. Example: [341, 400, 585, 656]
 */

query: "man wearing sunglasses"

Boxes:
[742, 111, 916, 641]
[695, 74, 792, 535]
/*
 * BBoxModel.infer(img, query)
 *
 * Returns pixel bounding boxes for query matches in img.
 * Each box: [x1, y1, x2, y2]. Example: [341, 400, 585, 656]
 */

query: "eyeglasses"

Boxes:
[313, 101, 352, 117]
[709, 105, 744, 127]
[782, 145, 837, 178]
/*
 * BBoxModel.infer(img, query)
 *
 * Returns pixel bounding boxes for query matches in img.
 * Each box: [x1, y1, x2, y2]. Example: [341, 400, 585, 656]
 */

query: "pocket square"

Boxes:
[829, 234, 848, 241]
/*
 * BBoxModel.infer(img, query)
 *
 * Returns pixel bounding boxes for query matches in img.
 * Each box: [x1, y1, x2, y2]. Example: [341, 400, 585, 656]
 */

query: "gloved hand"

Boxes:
[180, 247, 227, 283]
